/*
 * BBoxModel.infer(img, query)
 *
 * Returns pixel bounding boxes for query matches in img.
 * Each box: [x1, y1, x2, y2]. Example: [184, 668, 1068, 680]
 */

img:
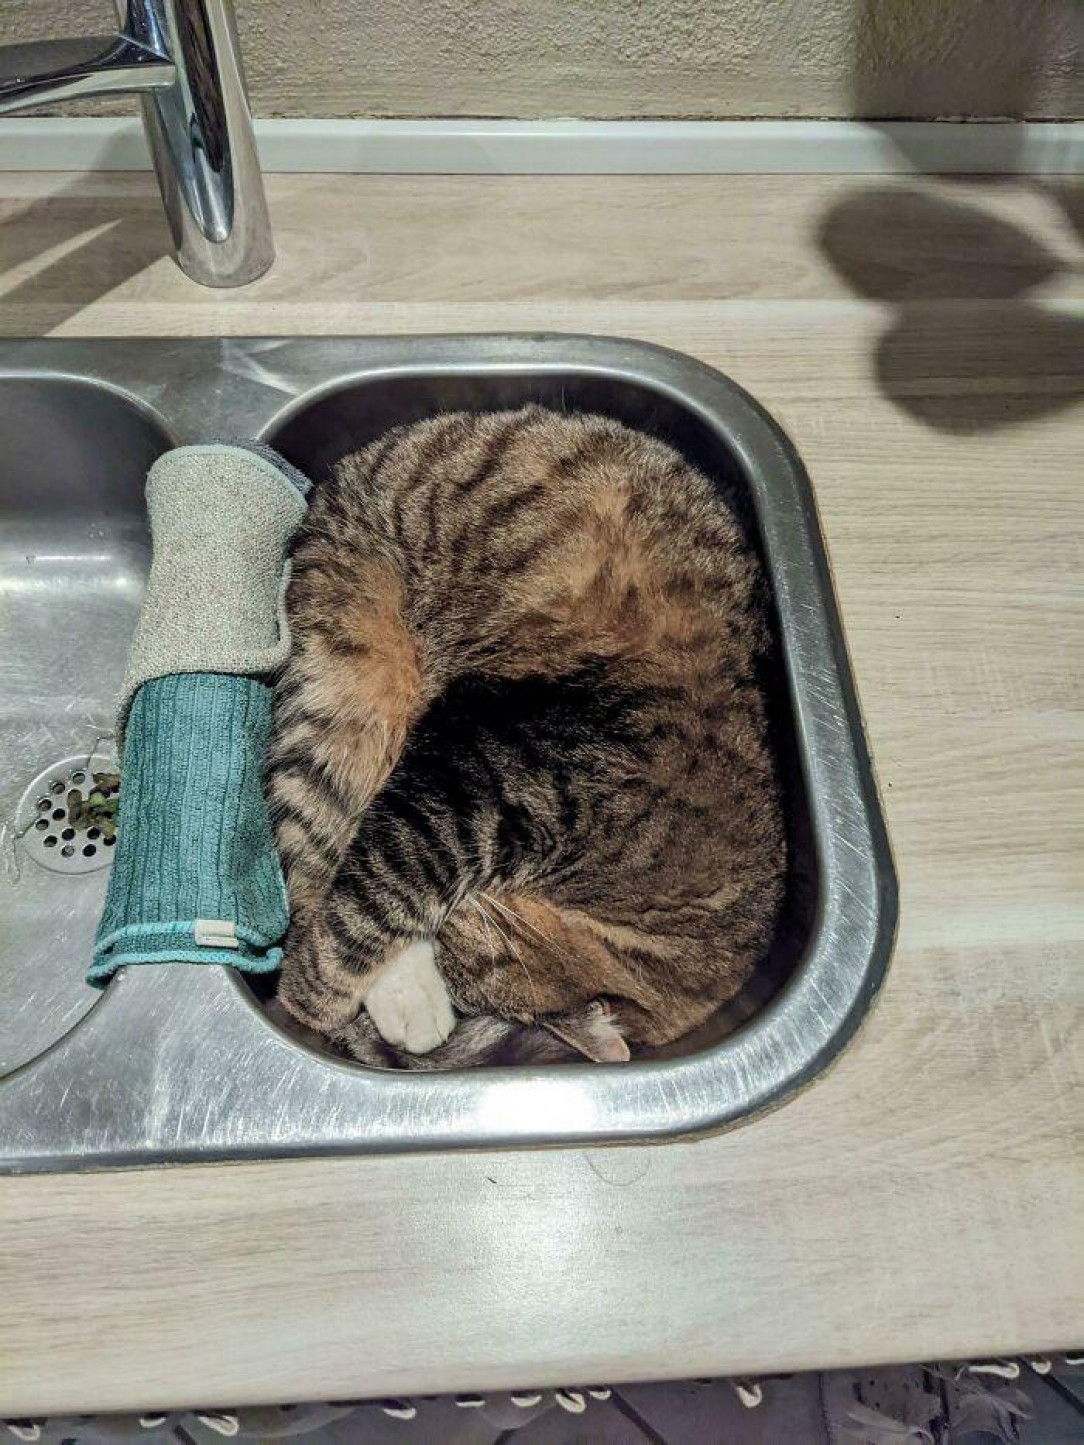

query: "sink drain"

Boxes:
[16, 753, 119, 876]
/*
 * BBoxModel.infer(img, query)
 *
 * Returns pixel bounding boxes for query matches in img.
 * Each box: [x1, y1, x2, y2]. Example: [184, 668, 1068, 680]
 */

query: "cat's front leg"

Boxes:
[277, 914, 371, 1035]
[278, 914, 456, 1056]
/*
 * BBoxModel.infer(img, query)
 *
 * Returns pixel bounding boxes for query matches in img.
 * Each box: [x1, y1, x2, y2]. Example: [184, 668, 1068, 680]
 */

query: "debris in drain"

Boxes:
[64, 771, 120, 839]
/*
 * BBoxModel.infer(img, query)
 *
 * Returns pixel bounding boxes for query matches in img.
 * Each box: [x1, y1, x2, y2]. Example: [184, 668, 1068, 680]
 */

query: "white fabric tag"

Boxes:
[194, 919, 240, 949]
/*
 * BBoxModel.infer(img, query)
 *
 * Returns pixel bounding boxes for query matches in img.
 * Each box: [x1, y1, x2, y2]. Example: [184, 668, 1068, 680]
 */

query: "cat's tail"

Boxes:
[361, 1013, 583, 1070]
[267, 1000, 627, 1070]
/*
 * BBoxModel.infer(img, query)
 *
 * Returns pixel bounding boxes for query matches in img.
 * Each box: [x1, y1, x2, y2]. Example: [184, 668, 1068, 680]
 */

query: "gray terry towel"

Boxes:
[118, 443, 310, 742]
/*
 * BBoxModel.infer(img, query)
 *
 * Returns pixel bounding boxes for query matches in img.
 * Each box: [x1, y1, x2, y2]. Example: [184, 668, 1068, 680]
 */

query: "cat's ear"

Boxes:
[542, 1001, 630, 1063]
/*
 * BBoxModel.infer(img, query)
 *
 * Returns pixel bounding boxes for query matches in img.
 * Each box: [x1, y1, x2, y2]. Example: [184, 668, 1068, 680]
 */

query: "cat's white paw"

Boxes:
[364, 939, 456, 1055]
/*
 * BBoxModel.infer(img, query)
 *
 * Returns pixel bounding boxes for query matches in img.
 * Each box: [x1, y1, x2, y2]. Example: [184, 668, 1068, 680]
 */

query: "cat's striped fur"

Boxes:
[268, 405, 785, 1067]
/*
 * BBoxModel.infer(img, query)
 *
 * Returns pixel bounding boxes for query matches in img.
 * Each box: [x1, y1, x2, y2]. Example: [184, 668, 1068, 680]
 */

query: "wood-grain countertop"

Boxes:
[0, 172, 1080, 1415]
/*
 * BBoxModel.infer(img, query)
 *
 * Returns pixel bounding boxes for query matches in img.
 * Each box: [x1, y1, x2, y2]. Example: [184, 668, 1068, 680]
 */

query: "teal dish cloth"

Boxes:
[89, 673, 288, 987]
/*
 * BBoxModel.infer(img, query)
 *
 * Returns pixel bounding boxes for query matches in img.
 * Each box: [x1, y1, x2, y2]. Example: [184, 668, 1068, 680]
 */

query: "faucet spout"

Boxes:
[0, 0, 274, 288]
[0, 34, 175, 111]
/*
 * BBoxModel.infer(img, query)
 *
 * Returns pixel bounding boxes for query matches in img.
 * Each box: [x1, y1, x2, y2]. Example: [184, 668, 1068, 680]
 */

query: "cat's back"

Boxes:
[311, 406, 770, 690]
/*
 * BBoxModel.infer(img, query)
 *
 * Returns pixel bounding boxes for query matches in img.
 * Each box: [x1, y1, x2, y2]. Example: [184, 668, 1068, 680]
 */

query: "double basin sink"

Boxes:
[0, 335, 896, 1172]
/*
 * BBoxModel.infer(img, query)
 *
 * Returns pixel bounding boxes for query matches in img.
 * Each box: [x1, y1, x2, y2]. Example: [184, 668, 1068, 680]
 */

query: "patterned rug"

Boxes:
[5, 1353, 1084, 1442]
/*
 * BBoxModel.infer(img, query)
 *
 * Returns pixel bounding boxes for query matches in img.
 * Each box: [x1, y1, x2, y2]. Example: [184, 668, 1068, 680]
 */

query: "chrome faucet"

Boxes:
[0, 0, 273, 287]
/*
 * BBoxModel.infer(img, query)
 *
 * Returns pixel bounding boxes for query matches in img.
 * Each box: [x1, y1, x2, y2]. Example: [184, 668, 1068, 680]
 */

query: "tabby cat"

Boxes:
[267, 405, 785, 1068]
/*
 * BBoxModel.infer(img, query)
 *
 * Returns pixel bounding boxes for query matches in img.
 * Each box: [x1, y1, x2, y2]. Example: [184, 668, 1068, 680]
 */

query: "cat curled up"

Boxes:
[267, 406, 785, 1068]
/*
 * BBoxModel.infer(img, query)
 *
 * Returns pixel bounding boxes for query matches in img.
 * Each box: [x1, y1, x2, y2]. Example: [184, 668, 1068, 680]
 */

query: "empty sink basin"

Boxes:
[0, 336, 896, 1173]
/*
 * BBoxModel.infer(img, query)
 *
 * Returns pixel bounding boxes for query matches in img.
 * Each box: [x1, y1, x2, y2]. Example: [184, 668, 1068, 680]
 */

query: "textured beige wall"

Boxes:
[1, 0, 1079, 119]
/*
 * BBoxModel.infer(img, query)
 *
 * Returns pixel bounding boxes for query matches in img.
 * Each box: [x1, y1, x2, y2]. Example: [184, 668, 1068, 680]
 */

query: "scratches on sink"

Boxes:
[583, 1150, 652, 1187]
[219, 339, 295, 396]
[0, 815, 28, 883]
[81, 733, 116, 775]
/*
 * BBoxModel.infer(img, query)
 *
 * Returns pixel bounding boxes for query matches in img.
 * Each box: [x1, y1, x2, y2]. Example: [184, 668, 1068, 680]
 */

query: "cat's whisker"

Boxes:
[476, 897, 539, 1010]
[471, 898, 499, 961]
[476, 900, 523, 962]
[480, 891, 563, 961]
[481, 891, 544, 942]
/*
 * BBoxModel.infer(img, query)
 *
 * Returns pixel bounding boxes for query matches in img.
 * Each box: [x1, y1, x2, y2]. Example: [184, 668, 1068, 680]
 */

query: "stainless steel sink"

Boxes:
[0, 336, 896, 1173]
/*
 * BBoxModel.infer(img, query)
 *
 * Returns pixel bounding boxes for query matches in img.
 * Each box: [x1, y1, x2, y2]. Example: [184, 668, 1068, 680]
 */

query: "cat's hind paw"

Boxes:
[364, 939, 456, 1055]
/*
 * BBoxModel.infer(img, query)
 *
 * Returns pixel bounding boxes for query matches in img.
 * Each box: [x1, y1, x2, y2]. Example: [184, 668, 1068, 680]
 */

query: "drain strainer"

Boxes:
[16, 753, 120, 875]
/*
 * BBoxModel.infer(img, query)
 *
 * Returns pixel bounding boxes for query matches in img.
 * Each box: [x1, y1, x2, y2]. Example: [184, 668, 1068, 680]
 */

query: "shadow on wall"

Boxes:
[829, 1, 1084, 434]
[817, 185, 1084, 434]
[0, 133, 170, 336]
[849, 0, 1080, 128]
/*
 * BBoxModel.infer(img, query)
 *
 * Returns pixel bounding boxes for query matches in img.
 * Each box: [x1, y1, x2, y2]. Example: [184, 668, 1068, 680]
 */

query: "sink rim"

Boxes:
[0, 334, 897, 1171]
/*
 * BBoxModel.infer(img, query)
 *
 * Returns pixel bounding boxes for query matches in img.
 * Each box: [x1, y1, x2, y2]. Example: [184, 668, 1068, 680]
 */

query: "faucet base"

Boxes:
[0, 0, 274, 290]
